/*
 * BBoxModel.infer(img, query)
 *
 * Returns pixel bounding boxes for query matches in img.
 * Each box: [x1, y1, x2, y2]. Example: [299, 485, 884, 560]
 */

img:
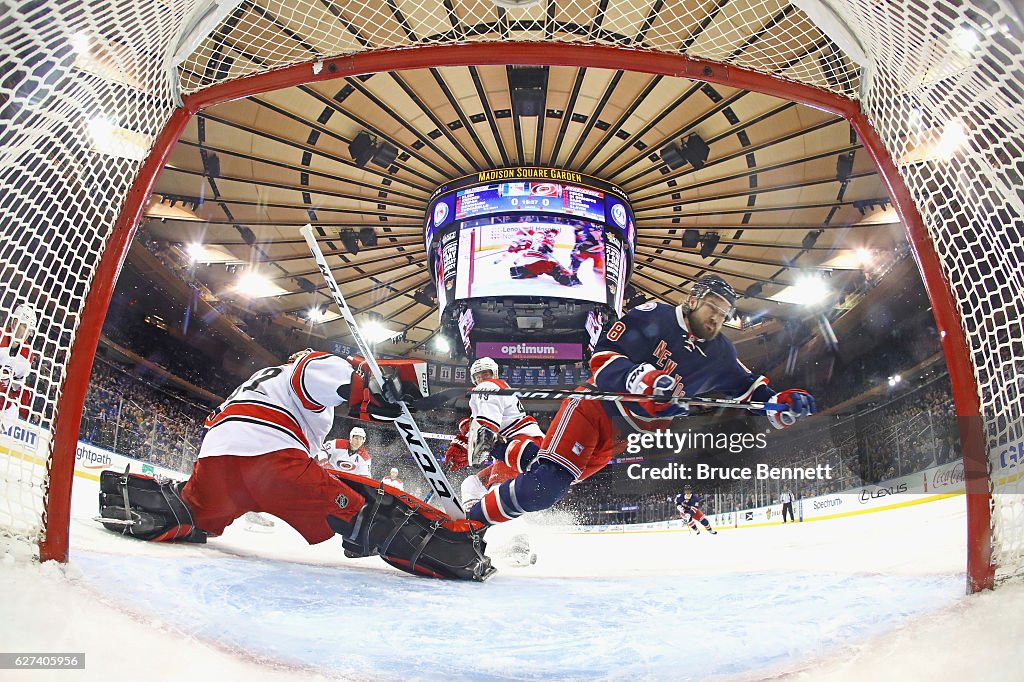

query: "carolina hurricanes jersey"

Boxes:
[382, 475, 404, 490]
[0, 330, 33, 382]
[517, 231, 559, 265]
[590, 302, 773, 432]
[321, 437, 372, 477]
[200, 352, 353, 459]
[0, 329, 35, 423]
[507, 229, 535, 254]
[469, 378, 544, 440]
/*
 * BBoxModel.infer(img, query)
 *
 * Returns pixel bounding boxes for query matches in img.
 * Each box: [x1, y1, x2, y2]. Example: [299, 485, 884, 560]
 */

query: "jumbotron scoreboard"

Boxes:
[425, 167, 636, 361]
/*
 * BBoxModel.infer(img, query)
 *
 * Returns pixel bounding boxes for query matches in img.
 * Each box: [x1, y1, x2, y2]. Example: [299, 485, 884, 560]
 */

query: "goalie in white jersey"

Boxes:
[98, 349, 495, 580]
[448, 357, 544, 509]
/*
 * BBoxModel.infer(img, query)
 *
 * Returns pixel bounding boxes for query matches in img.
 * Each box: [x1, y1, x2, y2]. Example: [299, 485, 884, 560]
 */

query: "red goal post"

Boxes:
[3, 1, 1017, 594]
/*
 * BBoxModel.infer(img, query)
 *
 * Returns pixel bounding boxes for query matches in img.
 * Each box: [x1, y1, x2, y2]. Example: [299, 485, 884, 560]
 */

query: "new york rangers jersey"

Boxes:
[675, 492, 703, 511]
[590, 302, 773, 431]
[201, 351, 353, 459]
[321, 437, 371, 477]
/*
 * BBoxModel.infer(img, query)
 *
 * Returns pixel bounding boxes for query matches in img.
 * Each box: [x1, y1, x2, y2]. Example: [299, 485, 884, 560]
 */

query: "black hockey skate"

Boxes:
[327, 473, 495, 582]
[97, 468, 207, 543]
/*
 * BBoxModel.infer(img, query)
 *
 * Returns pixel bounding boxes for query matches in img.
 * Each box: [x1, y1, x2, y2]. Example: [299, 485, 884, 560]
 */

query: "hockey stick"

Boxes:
[467, 388, 786, 413]
[301, 225, 465, 518]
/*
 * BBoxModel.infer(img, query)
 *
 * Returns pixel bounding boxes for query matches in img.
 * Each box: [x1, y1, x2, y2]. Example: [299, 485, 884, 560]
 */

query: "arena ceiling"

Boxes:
[138, 47, 908, 361]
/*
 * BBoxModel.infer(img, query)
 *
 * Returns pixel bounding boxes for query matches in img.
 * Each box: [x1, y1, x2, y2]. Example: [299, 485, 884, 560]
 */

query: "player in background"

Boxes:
[382, 467, 404, 491]
[445, 357, 544, 509]
[98, 349, 492, 580]
[569, 223, 605, 278]
[675, 490, 716, 535]
[467, 275, 816, 526]
[509, 227, 581, 287]
[1, 304, 38, 430]
[321, 426, 372, 477]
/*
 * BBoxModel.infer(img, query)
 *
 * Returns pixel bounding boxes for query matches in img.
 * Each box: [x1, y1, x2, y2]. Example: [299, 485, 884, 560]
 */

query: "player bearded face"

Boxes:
[688, 292, 733, 339]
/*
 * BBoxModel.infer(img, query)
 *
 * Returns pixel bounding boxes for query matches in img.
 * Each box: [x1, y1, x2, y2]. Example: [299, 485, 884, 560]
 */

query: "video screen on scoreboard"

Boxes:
[454, 216, 608, 303]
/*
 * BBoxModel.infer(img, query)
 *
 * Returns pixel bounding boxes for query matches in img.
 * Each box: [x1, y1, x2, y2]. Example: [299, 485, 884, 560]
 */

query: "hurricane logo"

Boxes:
[531, 183, 560, 196]
[610, 203, 627, 228]
[433, 201, 449, 227]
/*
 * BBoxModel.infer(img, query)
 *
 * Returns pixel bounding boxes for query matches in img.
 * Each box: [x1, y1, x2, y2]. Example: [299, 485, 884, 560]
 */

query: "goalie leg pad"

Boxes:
[98, 470, 206, 543]
[326, 473, 494, 582]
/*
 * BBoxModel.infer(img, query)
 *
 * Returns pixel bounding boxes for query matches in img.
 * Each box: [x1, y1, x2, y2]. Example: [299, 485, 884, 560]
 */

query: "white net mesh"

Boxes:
[0, 0, 196, 547]
[1, 0, 1021, 582]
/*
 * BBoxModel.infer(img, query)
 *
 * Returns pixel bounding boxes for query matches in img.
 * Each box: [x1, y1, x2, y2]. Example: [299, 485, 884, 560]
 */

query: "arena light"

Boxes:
[362, 320, 402, 343]
[184, 243, 242, 264]
[769, 275, 831, 305]
[900, 119, 969, 164]
[952, 26, 981, 54]
[433, 336, 450, 352]
[306, 307, 340, 324]
[821, 249, 874, 270]
[86, 116, 152, 161]
[234, 271, 287, 298]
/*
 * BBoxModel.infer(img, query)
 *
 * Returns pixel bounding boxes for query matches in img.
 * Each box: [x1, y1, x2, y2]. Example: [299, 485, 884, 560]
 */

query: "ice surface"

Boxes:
[0, 475, 1021, 682]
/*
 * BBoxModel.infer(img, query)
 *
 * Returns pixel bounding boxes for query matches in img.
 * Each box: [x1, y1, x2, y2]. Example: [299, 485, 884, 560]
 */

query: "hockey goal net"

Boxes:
[1, 0, 1020, 590]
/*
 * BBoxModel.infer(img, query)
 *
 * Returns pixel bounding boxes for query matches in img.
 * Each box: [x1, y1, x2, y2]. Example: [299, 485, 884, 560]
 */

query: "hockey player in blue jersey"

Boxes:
[468, 275, 815, 525]
[676, 491, 716, 534]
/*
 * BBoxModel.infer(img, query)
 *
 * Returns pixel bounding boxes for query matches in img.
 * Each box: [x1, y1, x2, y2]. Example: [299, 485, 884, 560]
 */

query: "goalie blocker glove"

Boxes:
[345, 356, 428, 423]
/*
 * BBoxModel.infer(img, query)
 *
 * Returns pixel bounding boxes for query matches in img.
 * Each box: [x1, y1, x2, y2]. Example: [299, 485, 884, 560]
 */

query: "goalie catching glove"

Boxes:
[345, 356, 428, 423]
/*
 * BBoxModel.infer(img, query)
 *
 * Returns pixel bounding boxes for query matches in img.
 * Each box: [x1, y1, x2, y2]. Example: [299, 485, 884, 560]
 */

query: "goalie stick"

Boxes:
[300, 224, 465, 519]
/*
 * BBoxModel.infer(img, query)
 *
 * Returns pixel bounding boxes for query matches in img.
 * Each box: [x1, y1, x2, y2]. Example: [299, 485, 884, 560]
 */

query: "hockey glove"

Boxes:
[346, 359, 403, 423]
[625, 363, 688, 418]
[467, 422, 498, 467]
[767, 388, 816, 429]
[444, 436, 469, 472]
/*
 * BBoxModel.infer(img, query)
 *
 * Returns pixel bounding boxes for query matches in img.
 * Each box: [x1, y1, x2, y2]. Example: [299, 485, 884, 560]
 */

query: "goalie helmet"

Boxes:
[470, 357, 499, 385]
[287, 347, 315, 364]
[8, 303, 38, 343]
[690, 275, 737, 315]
